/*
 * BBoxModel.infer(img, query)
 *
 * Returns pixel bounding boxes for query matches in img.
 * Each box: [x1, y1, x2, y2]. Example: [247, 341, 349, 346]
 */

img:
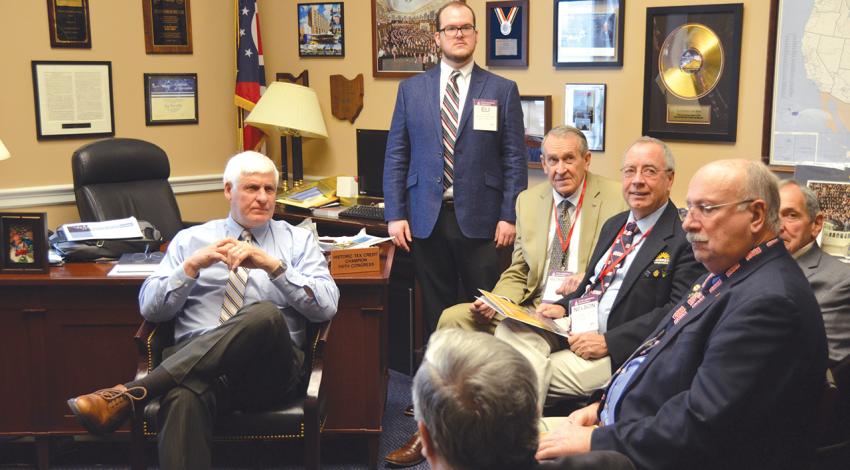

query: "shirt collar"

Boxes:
[441, 60, 474, 80]
[552, 178, 585, 208]
[792, 239, 816, 259]
[628, 201, 669, 234]
[225, 216, 271, 242]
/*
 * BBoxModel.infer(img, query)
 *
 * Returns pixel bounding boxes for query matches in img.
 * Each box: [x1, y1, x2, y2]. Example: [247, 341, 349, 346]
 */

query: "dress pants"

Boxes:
[436, 301, 502, 335]
[495, 319, 611, 407]
[156, 301, 304, 469]
[412, 204, 502, 336]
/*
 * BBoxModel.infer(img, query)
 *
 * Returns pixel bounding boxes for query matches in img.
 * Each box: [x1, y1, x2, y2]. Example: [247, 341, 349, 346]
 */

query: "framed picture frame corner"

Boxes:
[485, 0, 529, 68]
[564, 83, 606, 152]
[553, 0, 624, 68]
[0, 212, 49, 274]
[297, 2, 345, 58]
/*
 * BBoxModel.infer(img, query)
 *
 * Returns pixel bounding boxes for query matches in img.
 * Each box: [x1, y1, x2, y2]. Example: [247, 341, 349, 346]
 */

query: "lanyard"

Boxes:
[553, 179, 587, 254]
[590, 222, 653, 294]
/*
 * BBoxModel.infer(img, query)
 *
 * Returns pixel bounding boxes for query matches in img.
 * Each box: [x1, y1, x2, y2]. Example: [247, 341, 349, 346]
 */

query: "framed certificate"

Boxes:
[486, 1, 529, 67]
[144, 73, 198, 125]
[553, 0, 624, 67]
[142, 0, 193, 54]
[31, 61, 115, 140]
[564, 83, 606, 151]
[46, 0, 92, 48]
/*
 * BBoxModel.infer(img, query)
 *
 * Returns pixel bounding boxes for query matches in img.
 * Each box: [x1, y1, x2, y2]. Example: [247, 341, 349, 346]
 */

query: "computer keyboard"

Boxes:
[339, 204, 385, 221]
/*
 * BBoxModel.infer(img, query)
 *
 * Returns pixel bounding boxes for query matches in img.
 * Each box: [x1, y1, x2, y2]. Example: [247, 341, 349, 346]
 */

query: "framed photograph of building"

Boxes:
[298, 2, 344, 57]
[553, 0, 624, 67]
[0, 212, 49, 274]
[486, 1, 529, 67]
[520, 95, 551, 168]
[144, 73, 198, 125]
[371, 0, 452, 78]
[564, 83, 606, 151]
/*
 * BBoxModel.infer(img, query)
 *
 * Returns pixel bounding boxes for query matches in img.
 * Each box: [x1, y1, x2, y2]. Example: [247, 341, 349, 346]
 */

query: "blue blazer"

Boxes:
[383, 64, 527, 239]
[592, 240, 827, 470]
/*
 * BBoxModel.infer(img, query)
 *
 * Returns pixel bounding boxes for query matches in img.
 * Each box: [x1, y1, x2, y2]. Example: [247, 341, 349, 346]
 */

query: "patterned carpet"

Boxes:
[0, 370, 429, 469]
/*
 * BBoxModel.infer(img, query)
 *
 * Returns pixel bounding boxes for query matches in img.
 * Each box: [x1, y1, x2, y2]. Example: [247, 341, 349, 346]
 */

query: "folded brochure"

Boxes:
[477, 289, 570, 337]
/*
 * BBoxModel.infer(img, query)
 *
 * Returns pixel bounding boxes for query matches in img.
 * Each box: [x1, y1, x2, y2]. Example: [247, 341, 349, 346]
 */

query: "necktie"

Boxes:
[219, 230, 252, 324]
[590, 222, 639, 296]
[548, 200, 573, 274]
[441, 70, 461, 190]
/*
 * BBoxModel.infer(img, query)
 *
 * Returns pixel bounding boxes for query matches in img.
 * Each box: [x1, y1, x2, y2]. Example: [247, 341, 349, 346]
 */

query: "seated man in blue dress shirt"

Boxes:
[67, 151, 340, 469]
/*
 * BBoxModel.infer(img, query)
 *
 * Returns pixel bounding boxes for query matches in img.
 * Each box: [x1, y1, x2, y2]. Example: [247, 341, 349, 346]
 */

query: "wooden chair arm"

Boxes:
[306, 320, 332, 402]
[133, 321, 158, 381]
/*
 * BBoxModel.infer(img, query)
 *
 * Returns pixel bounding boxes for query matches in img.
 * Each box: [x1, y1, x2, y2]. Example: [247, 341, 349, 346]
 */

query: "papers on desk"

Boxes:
[61, 217, 144, 241]
[318, 228, 392, 252]
[107, 252, 164, 277]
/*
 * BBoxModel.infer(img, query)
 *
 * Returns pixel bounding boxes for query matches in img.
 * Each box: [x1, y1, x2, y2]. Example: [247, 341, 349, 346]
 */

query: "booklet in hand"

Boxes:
[477, 289, 570, 338]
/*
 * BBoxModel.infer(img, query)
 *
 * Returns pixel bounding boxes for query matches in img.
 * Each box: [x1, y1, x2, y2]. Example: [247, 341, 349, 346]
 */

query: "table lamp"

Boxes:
[244, 82, 328, 189]
[0, 138, 10, 161]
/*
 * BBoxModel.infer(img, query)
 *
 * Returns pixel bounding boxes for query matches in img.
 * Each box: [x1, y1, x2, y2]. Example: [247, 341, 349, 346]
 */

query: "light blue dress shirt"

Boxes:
[585, 202, 668, 332]
[139, 216, 340, 348]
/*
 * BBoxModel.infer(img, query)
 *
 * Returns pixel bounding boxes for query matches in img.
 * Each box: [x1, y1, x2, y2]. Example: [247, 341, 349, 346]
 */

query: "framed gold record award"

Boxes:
[642, 4, 743, 142]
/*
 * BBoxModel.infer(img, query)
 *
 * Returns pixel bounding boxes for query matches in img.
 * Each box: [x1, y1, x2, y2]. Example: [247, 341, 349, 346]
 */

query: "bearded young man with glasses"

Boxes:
[496, 136, 703, 407]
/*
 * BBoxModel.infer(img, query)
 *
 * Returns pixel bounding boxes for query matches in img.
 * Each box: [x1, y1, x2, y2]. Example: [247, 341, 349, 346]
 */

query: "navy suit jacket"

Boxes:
[592, 240, 828, 470]
[557, 203, 705, 369]
[383, 64, 527, 239]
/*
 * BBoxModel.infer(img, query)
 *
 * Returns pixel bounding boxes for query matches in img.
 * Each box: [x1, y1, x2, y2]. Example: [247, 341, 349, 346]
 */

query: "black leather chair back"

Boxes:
[72, 138, 185, 240]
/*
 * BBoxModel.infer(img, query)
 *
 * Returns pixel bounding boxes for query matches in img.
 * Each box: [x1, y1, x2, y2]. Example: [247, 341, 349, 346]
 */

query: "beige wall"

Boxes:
[1, 0, 773, 228]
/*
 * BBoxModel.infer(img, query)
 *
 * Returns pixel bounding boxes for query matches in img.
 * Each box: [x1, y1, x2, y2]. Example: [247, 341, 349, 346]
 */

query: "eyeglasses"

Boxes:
[620, 166, 672, 179]
[439, 24, 476, 37]
[678, 199, 755, 220]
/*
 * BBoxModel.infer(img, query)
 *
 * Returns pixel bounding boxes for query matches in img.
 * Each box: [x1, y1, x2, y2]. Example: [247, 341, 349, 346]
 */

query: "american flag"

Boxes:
[234, 0, 266, 151]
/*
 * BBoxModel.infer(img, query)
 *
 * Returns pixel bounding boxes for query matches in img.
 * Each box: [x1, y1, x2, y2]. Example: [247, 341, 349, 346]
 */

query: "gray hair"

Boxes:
[222, 151, 279, 187]
[412, 329, 539, 470]
[543, 125, 589, 156]
[741, 160, 781, 232]
[778, 179, 821, 221]
[624, 136, 675, 171]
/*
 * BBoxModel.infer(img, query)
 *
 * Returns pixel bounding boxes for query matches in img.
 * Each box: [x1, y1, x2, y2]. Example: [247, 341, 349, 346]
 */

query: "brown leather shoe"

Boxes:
[67, 384, 147, 435]
[384, 430, 424, 467]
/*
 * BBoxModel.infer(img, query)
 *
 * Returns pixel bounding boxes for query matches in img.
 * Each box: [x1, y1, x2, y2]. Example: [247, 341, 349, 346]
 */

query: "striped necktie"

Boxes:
[219, 230, 252, 324]
[441, 70, 461, 190]
[548, 200, 573, 274]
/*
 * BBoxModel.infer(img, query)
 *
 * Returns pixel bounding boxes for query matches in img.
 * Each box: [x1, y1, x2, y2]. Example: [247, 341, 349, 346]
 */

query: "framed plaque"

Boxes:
[144, 73, 198, 125]
[520, 95, 551, 168]
[142, 0, 193, 54]
[0, 213, 49, 274]
[371, 0, 452, 78]
[31, 61, 115, 140]
[486, 1, 528, 67]
[642, 4, 743, 142]
[46, 0, 92, 48]
[553, 0, 624, 67]
[565, 83, 606, 151]
[298, 2, 345, 57]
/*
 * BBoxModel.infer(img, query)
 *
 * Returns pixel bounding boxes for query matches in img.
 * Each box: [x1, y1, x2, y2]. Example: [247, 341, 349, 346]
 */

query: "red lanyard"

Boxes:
[553, 179, 587, 254]
[593, 222, 653, 292]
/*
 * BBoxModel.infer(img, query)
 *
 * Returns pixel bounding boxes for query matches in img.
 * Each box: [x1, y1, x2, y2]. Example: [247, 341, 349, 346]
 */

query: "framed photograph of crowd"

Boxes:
[520, 95, 551, 168]
[485, 1, 529, 67]
[553, 0, 624, 67]
[794, 165, 850, 259]
[0, 212, 49, 274]
[564, 83, 606, 151]
[371, 0, 452, 78]
[298, 2, 344, 57]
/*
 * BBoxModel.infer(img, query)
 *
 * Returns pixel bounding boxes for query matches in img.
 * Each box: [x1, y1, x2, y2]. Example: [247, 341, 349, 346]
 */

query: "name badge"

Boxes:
[473, 99, 498, 131]
[541, 270, 573, 304]
[568, 294, 599, 334]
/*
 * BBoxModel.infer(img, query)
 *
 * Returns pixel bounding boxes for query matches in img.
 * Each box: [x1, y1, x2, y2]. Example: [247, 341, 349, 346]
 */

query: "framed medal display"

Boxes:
[486, 1, 528, 67]
[641, 4, 743, 142]
[553, 0, 624, 67]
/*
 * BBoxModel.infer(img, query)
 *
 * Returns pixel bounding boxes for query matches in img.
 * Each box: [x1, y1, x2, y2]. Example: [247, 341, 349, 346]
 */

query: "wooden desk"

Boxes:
[0, 246, 394, 469]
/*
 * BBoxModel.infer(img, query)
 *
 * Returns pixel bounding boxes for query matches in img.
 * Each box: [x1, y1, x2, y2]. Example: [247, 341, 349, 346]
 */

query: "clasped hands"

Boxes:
[184, 238, 278, 279]
[388, 219, 516, 252]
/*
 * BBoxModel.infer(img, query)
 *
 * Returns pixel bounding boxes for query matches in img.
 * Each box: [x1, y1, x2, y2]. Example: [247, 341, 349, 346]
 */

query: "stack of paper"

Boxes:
[107, 252, 164, 277]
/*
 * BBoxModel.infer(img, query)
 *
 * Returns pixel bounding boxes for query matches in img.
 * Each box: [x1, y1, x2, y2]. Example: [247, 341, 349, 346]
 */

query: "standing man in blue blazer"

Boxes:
[383, 1, 527, 339]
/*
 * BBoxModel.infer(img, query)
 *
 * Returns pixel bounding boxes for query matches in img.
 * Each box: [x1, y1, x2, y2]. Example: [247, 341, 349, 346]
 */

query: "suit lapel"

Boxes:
[578, 175, 604, 265]
[532, 187, 554, 284]
[586, 212, 628, 284]
[427, 67, 443, 144]
[797, 244, 822, 280]
[456, 65, 487, 141]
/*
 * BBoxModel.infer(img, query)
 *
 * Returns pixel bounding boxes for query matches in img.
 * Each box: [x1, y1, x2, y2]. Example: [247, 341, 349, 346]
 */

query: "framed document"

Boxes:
[0, 213, 49, 274]
[142, 0, 193, 54]
[520, 95, 551, 168]
[298, 2, 344, 57]
[46, 0, 92, 48]
[642, 4, 743, 142]
[371, 0, 452, 78]
[31, 61, 115, 140]
[553, 0, 624, 67]
[144, 73, 198, 125]
[564, 84, 606, 151]
[486, 1, 528, 67]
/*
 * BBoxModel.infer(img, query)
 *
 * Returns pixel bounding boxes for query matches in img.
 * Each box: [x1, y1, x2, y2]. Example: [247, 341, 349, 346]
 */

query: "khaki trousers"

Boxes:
[436, 301, 502, 334]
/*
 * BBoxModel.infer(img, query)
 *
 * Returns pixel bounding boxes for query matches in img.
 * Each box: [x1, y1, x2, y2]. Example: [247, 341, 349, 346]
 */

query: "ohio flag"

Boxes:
[234, 0, 266, 151]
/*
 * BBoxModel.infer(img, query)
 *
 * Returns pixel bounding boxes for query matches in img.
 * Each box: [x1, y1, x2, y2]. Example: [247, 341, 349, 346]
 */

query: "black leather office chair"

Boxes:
[129, 319, 331, 470]
[71, 138, 187, 240]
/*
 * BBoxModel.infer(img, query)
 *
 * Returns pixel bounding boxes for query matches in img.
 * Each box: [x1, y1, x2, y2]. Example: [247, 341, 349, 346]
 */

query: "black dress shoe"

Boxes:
[385, 430, 424, 467]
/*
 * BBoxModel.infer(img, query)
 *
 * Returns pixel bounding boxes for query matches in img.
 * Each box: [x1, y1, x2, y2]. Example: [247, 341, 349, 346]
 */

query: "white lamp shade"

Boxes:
[244, 82, 328, 139]
[0, 139, 9, 161]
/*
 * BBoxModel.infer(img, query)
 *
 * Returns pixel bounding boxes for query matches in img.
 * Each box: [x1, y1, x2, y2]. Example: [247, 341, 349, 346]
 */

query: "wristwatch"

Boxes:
[269, 260, 286, 279]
